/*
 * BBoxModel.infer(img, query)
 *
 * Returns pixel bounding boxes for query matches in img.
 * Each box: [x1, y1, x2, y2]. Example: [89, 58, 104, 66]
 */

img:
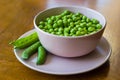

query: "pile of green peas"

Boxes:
[38, 10, 102, 37]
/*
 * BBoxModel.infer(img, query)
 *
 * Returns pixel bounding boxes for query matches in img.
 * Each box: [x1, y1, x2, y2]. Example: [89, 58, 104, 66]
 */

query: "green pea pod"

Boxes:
[10, 32, 39, 49]
[36, 46, 47, 65]
[21, 41, 41, 60]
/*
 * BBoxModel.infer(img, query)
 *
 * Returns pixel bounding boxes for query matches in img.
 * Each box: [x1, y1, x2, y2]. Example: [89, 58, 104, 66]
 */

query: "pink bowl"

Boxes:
[34, 6, 106, 57]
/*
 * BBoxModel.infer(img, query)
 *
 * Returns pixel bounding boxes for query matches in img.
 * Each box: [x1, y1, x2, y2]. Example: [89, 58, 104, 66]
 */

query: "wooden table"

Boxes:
[0, 0, 120, 80]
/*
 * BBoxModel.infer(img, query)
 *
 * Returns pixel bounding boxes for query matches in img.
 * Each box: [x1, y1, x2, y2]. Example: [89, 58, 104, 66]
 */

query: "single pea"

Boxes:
[70, 28, 76, 34]
[88, 27, 95, 32]
[81, 19, 86, 22]
[91, 24, 96, 28]
[86, 18, 91, 22]
[80, 23, 86, 27]
[64, 33, 69, 36]
[87, 22, 92, 27]
[82, 16, 87, 20]
[56, 31, 62, 35]
[76, 31, 82, 36]
[68, 14, 72, 18]
[46, 17, 50, 21]
[80, 14, 83, 18]
[57, 20, 63, 26]
[96, 24, 102, 29]
[53, 23, 58, 28]
[54, 28, 59, 32]
[75, 12, 81, 17]
[73, 27, 78, 31]
[96, 28, 101, 31]
[92, 18, 99, 24]
[75, 21, 80, 25]
[70, 22, 74, 27]
[51, 16, 56, 20]
[44, 26, 48, 29]
[62, 16, 67, 20]
[78, 27, 83, 31]
[51, 32, 55, 35]
[63, 10, 71, 15]
[48, 19, 53, 24]
[76, 17, 81, 21]
[49, 28, 54, 33]
[63, 20, 68, 26]
[67, 18, 73, 23]
[72, 16, 77, 21]
[39, 21, 44, 25]
[38, 25, 44, 29]
[56, 15, 61, 20]
[47, 24, 53, 29]
[58, 27, 64, 32]
[80, 31, 87, 35]
[64, 28, 70, 33]
[72, 15, 76, 18]
[76, 25, 80, 28]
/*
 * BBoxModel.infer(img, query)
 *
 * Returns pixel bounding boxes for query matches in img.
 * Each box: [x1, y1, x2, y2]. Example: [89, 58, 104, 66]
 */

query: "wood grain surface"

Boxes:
[0, 0, 120, 80]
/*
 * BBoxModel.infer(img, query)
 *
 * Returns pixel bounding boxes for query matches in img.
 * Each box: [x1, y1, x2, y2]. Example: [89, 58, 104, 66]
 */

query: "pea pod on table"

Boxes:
[9, 32, 39, 49]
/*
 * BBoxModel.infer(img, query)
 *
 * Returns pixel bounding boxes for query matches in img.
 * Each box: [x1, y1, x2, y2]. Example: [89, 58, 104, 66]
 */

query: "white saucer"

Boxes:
[14, 29, 112, 75]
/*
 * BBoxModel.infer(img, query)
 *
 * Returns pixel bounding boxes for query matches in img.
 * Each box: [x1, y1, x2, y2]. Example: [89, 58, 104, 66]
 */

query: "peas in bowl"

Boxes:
[38, 10, 102, 37]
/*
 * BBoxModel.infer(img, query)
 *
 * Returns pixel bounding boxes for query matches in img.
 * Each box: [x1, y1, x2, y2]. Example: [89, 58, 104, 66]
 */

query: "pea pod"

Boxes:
[21, 41, 41, 60]
[10, 32, 39, 49]
[36, 46, 47, 65]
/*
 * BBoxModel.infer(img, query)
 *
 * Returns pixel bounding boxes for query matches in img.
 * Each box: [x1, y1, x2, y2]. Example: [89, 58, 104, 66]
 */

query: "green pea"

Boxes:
[82, 16, 87, 20]
[88, 27, 95, 32]
[70, 22, 74, 27]
[86, 18, 91, 22]
[53, 23, 58, 28]
[54, 28, 58, 32]
[64, 28, 70, 33]
[76, 31, 81, 36]
[80, 23, 86, 27]
[39, 21, 44, 25]
[51, 32, 55, 35]
[48, 19, 53, 24]
[56, 31, 62, 35]
[67, 18, 72, 23]
[78, 27, 83, 31]
[70, 28, 76, 34]
[75, 12, 82, 17]
[87, 22, 92, 27]
[96, 24, 102, 29]
[46, 17, 50, 21]
[92, 18, 99, 24]
[58, 27, 64, 32]
[63, 10, 71, 15]
[57, 20, 63, 26]
[72, 16, 77, 21]
[49, 28, 54, 33]
[80, 31, 87, 35]
[51, 16, 56, 20]
[64, 33, 69, 36]
[39, 25, 44, 29]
